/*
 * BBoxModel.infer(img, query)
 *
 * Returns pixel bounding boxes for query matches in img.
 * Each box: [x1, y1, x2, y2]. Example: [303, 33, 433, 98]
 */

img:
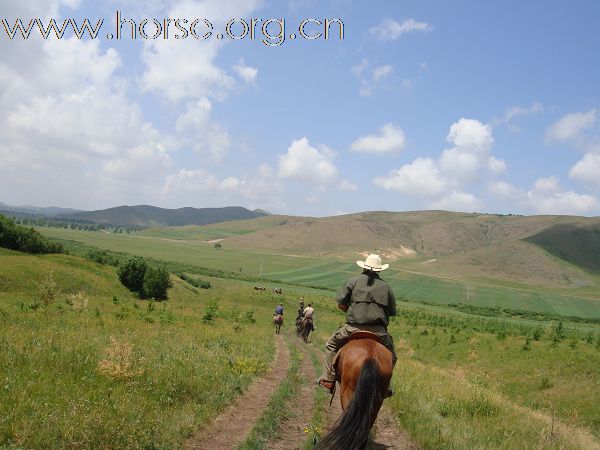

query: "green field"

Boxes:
[37, 227, 600, 320]
[2, 244, 600, 449]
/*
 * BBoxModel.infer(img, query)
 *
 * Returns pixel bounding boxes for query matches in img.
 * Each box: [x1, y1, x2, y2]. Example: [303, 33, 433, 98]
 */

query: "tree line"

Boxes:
[9, 214, 144, 233]
[0, 214, 63, 254]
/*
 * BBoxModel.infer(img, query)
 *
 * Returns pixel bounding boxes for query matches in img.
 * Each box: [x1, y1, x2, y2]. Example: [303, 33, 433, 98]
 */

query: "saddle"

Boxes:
[332, 331, 383, 377]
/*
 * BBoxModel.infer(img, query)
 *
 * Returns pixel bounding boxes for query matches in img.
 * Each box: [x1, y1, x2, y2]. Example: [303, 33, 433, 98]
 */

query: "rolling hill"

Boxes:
[62, 205, 268, 227]
[146, 210, 600, 289]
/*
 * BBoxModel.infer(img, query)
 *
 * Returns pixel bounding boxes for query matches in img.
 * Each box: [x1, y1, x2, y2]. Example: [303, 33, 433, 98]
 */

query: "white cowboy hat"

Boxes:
[356, 254, 389, 272]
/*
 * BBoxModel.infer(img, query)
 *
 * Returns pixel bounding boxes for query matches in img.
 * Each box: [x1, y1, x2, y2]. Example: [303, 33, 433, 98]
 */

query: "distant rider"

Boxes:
[275, 303, 284, 315]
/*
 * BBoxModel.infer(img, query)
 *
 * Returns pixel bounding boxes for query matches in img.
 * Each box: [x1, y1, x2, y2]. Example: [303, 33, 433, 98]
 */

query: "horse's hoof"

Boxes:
[384, 387, 394, 398]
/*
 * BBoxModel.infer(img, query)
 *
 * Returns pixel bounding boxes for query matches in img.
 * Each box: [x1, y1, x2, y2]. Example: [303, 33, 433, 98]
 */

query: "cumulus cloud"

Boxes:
[350, 124, 406, 155]
[569, 153, 600, 186]
[278, 138, 339, 185]
[374, 157, 450, 198]
[430, 191, 482, 212]
[369, 18, 432, 42]
[372, 65, 394, 82]
[233, 58, 258, 84]
[338, 179, 358, 191]
[545, 109, 597, 144]
[373, 118, 508, 211]
[439, 119, 504, 183]
[489, 177, 599, 215]
[351, 59, 397, 96]
[175, 99, 231, 161]
[161, 167, 285, 210]
[140, 0, 262, 101]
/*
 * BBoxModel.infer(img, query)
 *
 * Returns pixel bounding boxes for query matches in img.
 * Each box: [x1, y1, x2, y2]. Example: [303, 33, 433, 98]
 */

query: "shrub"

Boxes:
[203, 299, 219, 323]
[37, 269, 60, 307]
[143, 267, 173, 301]
[0, 214, 63, 254]
[118, 257, 148, 295]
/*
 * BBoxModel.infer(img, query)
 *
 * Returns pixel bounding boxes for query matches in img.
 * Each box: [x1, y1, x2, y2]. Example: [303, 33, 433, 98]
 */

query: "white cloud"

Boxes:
[488, 181, 520, 198]
[373, 118, 508, 210]
[489, 178, 599, 215]
[372, 65, 393, 82]
[278, 137, 339, 185]
[527, 179, 599, 215]
[545, 109, 597, 143]
[338, 179, 358, 191]
[492, 102, 544, 126]
[350, 123, 406, 155]
[430, 191, 482, 212]
[233, 58, 258, 84]
[175, 99, 230, 161]
[373, 157, 450, 198]
[447, 118, 494, 152]
[140, 0, 263, 101]
[161, 167, 285, 210]
[440, 119, 503, 182]
[569, 153, 600, 186]
[351, 60, 397, 96]
[369, 18, 432, 42]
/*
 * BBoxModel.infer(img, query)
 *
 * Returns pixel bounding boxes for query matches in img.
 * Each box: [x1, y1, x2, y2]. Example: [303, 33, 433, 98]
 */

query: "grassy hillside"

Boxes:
[106, 211, 600, 291]
[64, 205, 267, 227]
[2, 247, 600, 448]
[0, 249, 276, 448]
[525, 223, 600, 274]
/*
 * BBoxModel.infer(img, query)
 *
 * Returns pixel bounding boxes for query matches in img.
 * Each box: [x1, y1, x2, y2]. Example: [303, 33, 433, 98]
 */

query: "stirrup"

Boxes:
[317, 378, 335, 393]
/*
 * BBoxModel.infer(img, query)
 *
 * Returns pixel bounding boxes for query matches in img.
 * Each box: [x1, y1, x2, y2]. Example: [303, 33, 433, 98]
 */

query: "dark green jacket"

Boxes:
[336, 272, 397, 327]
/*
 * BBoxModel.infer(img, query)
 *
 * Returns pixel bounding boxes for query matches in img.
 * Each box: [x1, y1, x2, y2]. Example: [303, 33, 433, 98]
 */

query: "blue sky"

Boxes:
[1, 0, 599, 216]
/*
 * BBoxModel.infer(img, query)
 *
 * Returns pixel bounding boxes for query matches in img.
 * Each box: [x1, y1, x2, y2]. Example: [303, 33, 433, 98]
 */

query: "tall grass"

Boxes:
[0, 255, 275, 449]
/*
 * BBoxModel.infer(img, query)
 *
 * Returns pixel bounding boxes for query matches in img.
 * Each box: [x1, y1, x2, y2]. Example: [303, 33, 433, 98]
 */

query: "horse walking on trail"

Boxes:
[316, 332, 393, 450]
[299, 317, 314, 343]
[273, 314, 283, 334]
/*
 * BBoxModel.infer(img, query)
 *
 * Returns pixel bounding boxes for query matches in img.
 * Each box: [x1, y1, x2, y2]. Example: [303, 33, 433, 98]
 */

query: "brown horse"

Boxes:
[300, 317, 314, 343]
[316, 333, 393, 450]
[273, 314, 283, 334]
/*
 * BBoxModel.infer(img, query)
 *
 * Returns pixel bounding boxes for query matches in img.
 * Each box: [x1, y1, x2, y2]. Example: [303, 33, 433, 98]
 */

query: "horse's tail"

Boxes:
[316, 358, 381, 450]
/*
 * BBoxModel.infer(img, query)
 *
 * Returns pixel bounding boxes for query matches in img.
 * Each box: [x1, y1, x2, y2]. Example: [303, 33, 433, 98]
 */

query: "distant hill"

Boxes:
[0, 202, 82, 216]
[62, 205, 269, 227]
[187, 211, 600, 288]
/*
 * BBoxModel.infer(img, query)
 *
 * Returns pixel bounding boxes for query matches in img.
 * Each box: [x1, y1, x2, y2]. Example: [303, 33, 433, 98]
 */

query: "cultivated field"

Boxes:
[38, 227, 600, 320]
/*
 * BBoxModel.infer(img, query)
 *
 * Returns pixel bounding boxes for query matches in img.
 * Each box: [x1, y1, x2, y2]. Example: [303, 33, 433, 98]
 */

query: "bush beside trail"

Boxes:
[0, 214, 63, 254]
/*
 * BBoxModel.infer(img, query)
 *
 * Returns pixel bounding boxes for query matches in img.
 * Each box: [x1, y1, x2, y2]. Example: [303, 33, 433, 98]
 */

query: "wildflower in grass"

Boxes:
[66, 290, 89, 311]
[97, 336, 144, 378]
[37, 269, 60, 307]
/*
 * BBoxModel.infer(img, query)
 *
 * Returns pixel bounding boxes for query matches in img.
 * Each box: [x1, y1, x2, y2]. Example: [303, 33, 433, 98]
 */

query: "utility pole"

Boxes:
[259, 259, 263, 277]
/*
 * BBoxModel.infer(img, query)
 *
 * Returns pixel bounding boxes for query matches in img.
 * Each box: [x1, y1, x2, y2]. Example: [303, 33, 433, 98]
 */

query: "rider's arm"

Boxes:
[388, 287, 397, 316]
[335, 278, 353, 309]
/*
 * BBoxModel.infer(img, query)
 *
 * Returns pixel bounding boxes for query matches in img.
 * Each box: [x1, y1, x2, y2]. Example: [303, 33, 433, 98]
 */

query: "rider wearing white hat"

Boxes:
[318, 254, 397, 396]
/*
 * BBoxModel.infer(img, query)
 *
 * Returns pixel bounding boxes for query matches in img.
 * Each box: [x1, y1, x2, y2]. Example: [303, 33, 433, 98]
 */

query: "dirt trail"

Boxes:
[185, 334, 290, 450]
[266, 340, 316, 450]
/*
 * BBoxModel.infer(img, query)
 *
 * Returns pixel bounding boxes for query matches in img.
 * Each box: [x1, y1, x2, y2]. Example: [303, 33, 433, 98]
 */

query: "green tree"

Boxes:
[143, 267, 173, 301]
[117, 257, 148, 295]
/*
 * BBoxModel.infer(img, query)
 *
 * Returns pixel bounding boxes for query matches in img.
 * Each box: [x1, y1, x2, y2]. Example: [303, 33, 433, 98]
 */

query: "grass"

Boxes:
[0, 250, 276, 449]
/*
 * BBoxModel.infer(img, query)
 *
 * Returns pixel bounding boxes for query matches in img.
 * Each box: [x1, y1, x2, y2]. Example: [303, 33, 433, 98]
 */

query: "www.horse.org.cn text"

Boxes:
[0, 13, 345, 47]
